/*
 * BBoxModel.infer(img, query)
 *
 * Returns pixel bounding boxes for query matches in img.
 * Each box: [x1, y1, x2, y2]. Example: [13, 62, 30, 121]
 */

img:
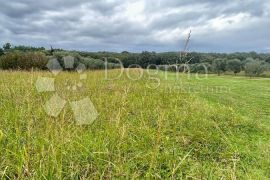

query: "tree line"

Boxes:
[0, 43, 269, 77]
[0, 43, 120, 70]
[80, 50, 270, 77]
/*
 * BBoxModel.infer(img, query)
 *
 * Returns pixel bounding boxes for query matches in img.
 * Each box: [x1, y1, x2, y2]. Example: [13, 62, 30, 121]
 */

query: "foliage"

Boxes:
[0, 48, 121, 71]
[190, 63, 212, 73]
[136, 51, 160, 68]
[13, 45, 45, 52]
[266, 56, 270, 63]
[3, 42, 11, 50]
[82, 57, 120, 69]
[245, 60, 266, 77]
[212, 58, 227, 75]
[0, 48, 4, 56]
[0, 43, 270, 74]
[53, 51, 82, 70]
[227, 59, 242, 75]
[0, 51, 48, 70]
[52, 51, 121, 70]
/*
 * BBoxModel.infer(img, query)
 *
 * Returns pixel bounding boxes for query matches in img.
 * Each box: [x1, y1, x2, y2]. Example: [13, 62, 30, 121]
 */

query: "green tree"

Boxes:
[0, 48, 4, 56]
[212, 58, 227, 75]
[245, 60, 265, 77]
[138, 51, 152, 68]
[265, 56, 270, 63]
[3, 43, 11, 51]
[227, 59, 241, 75]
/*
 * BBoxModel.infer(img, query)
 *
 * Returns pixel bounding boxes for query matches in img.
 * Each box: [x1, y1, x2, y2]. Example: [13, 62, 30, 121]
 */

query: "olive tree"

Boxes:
[212, 58, 227, 76]
[245, 60, 265, 77]
[227, 59, 241, 75]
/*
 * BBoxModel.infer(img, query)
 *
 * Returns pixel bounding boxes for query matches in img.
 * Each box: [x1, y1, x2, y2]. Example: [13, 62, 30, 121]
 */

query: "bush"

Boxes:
[52, 51, 81, 70]
[227, 59, 241, 75]
[245, 61, 266, 77]
[82, 58, 104, 69]
[190, 63, 212, 73]
[0, 51, 48, 70]
[51, 52, 121, 70]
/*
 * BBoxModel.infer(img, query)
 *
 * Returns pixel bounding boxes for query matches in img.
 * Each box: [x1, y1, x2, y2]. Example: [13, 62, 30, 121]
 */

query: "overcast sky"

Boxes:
[0, 0, 269, 52]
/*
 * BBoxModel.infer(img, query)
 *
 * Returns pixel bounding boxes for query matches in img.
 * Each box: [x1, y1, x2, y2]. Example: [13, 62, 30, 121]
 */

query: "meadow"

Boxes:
[0, 69, 269, 179]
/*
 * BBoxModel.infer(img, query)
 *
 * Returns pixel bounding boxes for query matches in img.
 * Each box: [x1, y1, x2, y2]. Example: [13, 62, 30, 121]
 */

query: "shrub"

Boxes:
[52, 51, 81, 70]
[50, 52, 121, 70]
[190, 63, 212, 73]
[245, 60, 265, 77]
[0, 51, 48, 70]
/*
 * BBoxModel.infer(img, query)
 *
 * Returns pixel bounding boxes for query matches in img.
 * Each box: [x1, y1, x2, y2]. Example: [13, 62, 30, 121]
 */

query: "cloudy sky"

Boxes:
[0, 0, 269, 52]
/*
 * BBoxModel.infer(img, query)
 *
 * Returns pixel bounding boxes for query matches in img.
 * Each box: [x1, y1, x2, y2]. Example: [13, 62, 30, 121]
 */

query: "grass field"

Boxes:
[0, 69, 270, 179]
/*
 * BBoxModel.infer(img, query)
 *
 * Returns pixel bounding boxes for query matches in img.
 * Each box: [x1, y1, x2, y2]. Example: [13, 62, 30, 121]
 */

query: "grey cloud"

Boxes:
[86, 0, 123, 15]
[0, 0, 269, 52]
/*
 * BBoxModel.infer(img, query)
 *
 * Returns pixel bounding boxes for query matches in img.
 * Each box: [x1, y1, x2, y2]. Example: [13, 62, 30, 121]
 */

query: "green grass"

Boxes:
[0, 70, 269, 179]
[223, 70, 270, 78]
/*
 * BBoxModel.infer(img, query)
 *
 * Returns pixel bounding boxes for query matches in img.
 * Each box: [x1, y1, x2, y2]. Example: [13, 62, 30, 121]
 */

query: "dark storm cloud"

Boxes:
[0, 0, 269, 52]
